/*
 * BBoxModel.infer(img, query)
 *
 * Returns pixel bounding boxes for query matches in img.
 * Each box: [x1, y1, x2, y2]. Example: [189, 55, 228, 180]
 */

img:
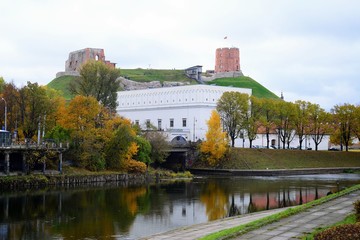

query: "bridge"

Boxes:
[0, 143, 68, 175]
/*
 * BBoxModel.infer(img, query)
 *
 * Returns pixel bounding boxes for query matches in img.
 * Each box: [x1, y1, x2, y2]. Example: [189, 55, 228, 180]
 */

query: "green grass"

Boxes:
[120, 68, 195, 83]
[207, 76, 279, 99]
[199, 184, 360, 240]
[47, 75, 77, 100]
[194, 148, 360, 170]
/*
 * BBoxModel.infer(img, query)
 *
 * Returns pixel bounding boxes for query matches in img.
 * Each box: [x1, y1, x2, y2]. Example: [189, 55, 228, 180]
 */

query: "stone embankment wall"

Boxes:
[0, 173, 148, 190]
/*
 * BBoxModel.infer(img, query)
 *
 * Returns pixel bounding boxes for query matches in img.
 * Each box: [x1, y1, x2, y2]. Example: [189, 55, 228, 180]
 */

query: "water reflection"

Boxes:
[0, 174, 359, 239]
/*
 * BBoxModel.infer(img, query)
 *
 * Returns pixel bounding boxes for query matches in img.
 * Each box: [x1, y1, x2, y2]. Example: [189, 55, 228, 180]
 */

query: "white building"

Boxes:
[117, 85, 330, 150]
[117, 85, 252, 144]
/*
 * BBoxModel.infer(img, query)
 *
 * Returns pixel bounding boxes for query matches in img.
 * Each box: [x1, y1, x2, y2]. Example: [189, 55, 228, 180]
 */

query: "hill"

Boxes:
[47, 69, 278, 100]
[207, 76, 279, 99]
[47, 75, 77, 100]
[120, 68, 195, 83]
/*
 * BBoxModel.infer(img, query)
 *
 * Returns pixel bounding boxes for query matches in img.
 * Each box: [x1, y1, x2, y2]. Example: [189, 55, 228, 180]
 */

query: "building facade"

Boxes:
[215, 47, 240, 73]
[117, 85, 252, 143]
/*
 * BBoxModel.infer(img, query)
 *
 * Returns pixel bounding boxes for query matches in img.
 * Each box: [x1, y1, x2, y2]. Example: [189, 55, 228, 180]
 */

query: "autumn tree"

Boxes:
[200, 110, 228, 167]
[331, 103, 357, 151]
[258, 98, 278, 148]
[244, 96, 262, 148]
[217, 92, 249, 147]
[275, 101, 296, 149]
[293, 100, 312, 150]
[133, 135, 152, 166]
[308, 104, 332, 151]
[69, 60, 121, 111]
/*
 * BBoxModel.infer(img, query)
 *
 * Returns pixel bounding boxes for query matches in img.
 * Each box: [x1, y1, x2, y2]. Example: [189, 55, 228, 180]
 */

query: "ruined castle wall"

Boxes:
[215, 47, 240, 73]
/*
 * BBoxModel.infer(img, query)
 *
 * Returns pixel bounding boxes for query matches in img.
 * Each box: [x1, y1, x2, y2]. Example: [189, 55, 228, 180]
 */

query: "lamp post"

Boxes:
[1, 98, 6, 131]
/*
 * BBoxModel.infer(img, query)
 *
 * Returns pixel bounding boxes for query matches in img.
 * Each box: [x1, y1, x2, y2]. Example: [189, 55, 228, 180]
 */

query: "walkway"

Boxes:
[142, 190, 360, 240]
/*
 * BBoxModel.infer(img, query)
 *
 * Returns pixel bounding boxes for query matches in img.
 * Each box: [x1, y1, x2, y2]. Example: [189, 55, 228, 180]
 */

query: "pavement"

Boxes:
[142, 190, 360, 240]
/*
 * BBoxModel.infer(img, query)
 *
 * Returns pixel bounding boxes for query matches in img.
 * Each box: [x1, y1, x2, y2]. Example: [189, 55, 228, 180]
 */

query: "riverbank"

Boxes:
[193, 148, 360, 170]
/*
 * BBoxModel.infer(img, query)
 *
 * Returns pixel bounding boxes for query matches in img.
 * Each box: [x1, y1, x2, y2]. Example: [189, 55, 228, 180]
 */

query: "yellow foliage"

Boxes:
[200, 110, 228, 166]
[200, 182, 229, 221]
[123, 142, 139, 161]
[123, 159, 147, 174]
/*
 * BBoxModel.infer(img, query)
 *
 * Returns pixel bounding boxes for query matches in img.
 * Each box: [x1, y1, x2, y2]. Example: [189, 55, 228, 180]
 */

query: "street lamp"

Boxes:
[1, 98, 6, 131]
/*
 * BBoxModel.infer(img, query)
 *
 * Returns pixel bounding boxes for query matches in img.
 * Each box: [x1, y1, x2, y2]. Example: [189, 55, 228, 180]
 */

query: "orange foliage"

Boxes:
[200, 110, 228, 166]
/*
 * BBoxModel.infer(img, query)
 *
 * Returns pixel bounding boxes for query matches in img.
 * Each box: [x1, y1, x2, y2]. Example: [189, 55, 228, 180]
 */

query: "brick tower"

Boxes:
[215, 47, 240, 73]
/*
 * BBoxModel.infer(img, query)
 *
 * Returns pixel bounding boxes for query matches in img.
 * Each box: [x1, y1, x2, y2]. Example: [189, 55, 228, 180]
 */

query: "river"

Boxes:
[1, 174, 360, 239]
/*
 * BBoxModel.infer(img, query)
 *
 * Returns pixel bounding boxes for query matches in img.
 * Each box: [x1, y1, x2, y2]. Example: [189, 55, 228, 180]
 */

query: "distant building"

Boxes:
[185, 65, 203, 83]
[56, 48, 116, 77]
[215, 47, 240, 73]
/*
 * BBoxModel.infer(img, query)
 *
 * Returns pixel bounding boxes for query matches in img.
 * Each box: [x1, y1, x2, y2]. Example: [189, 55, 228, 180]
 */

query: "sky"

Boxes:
[1, 0, 359, 110]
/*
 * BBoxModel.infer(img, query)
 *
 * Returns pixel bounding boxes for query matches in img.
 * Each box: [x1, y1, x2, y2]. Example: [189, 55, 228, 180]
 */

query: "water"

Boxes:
[0, 174, 359, 239]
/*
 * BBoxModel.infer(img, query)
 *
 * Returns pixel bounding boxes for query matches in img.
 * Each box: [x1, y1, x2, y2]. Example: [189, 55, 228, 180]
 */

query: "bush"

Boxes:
[314, 223, 360, 240]
[354, 200, 360, 222]
[123, 159, 147, 174]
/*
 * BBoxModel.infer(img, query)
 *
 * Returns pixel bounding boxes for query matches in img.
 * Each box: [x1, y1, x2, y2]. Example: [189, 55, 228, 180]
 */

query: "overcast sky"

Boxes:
[1, 0, 359, 110]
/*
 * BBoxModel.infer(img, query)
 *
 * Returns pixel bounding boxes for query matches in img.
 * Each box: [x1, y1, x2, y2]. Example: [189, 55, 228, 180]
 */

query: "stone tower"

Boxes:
[65, 48, 116, 72]
[215, 47, 240, 73]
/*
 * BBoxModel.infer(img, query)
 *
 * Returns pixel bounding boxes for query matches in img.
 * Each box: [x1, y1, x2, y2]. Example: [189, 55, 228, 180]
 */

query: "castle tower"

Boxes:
[215, 47, 240, 73]
[65, 48, 116, 72]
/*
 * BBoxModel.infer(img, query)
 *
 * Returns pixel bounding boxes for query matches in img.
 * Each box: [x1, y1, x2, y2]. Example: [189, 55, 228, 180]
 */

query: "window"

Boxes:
[146, 119, 151, 129]
[135, 120, 139, 126]
[182, 118, 187, 127]
[158, 119, 162, 130]
[170, 119, 174, 128]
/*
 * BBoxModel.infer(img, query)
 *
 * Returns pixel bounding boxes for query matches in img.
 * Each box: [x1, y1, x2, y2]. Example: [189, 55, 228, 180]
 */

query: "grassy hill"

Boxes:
[120, 68, 195, 83]
[47, 75, 77, 100]
[47, 69, 278, 100]
[207, 76, 279, 99]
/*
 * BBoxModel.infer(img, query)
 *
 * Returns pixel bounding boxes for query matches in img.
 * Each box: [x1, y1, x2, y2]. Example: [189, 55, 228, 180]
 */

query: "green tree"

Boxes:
[353, 105, 360, 141]
[0, 76, 5, 93]
[134, 135, 152, 166]
[105, 123, 136, 169]
[200, 110, 228, 167]
[69, 60, 121, 111]
[143, 131, 170, 165]
[244, 96, 262, 148]
[217, 92, 249, 147]
[18, 82, 50, 141]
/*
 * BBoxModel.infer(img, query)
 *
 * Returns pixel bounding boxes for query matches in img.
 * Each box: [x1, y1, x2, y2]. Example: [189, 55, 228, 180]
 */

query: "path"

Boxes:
[142, 190, 360, 240]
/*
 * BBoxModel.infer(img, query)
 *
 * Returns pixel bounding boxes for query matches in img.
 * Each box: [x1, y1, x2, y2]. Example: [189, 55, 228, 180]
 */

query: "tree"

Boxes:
[200, 110, 228, 167]
[309, 104, 332, 151]
[275, 101, 296, 149]
[18, 82, 50, 141]
[143, 131, 170, 165]
[134, 135, 152, 166]
[353, 105, 360, 141]
[69, 60, 121, 111]
[293, 100, 312, 150]
[244, 96, 262, 148]
[217, 92, 249, 147]
[331, 103, 357, 151]
[105, 122, 137, 170]
[258, 98, 278, 148]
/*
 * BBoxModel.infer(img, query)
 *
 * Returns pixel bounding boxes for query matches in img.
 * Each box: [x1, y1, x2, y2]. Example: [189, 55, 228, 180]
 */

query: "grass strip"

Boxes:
[199, 184, 360, 240]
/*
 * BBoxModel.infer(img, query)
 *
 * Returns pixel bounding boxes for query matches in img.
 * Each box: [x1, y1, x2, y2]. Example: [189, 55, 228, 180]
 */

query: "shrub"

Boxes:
[314, 223, 360, 240]
[123, 159, 147, 174]
[354, 200, 360, 222]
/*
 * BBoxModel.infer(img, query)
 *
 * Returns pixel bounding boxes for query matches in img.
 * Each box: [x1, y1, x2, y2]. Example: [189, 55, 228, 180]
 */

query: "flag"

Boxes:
[224, 36, 227, 39]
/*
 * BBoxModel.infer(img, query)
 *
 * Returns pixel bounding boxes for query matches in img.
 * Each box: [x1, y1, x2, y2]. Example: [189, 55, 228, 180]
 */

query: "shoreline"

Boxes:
[189, 167, 360, 176]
